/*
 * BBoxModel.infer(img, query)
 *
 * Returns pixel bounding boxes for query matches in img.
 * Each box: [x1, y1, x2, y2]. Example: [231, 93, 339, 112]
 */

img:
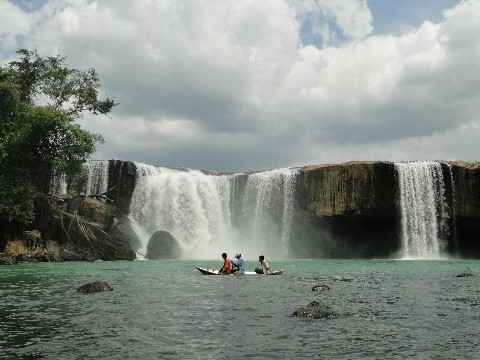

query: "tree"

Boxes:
[0, 49, 116, 243]
[1, 48, 116, 118]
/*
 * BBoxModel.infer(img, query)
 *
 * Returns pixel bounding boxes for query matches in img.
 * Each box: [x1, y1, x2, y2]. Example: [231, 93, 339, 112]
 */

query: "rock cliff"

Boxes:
[294, 161, 399, 258]
[296, 161, 480, 258]
[34, 194, 136, 261]
[300, 161, 397, 217]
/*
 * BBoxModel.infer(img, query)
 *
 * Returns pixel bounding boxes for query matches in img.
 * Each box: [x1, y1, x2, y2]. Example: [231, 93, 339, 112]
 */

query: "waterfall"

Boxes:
[396, 161, 450, 259]
[128, 164, 299, 259]
[84, 160, 109, 195]
[49, 161, 299, 259]
[50, 173, 67, 195]
[50, 160, 109, 195]
[241, 169, 299, 254]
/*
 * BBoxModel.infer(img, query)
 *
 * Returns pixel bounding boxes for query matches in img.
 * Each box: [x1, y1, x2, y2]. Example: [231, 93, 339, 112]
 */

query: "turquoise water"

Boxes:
[1, 259, 479, 359]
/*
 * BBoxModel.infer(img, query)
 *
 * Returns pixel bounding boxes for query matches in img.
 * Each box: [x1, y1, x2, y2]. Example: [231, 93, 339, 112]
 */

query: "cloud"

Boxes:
[0, 0, 31, 51]
[289, 0, 373, 43]
[1, 0, 479, 171]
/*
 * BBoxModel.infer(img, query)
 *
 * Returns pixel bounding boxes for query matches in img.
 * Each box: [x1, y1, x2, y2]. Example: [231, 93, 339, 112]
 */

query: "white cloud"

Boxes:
[321, 0, 373, 39]
[289, 0, 373, 43]
[1, 0, 479, 171]
[0, 0, 31, 51]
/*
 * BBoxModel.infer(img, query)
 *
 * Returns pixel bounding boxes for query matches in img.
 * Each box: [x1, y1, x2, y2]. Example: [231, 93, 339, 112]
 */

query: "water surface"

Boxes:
[1, 259, 479, 359]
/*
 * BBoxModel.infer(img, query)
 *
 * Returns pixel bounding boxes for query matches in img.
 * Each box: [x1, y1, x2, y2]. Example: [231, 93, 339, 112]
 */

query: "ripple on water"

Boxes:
[1, 260, 479, 359]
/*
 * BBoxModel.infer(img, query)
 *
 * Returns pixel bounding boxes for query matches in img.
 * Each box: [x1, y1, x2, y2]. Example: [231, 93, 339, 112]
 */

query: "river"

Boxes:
[1, 259, 479, 359]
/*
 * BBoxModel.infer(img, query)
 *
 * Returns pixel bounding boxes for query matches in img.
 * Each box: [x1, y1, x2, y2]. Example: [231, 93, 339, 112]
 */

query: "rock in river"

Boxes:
[77, 280, 113, 294]
[292, 301, 339, 319]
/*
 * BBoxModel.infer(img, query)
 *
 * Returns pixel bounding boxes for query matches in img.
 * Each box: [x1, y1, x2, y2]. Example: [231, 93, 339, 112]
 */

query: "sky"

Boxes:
[1, 0, 479, 172]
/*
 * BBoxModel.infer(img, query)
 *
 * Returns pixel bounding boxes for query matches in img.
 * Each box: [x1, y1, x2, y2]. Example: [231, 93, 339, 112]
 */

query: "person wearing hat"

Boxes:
[231, 253, 245, 274]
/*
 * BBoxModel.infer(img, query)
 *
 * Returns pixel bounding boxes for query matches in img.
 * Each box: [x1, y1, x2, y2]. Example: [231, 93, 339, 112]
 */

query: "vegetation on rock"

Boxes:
[0, 49, 116, 251]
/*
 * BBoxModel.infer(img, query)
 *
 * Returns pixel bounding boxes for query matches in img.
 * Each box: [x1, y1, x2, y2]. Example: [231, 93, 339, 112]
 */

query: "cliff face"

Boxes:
[446, 161, 480, 218]
[300, 161, 397, 218]
[445, 161, 480, 257]
[33, 194, 136, 261]
[296, 161, 480, 258]
[107, 160, 137, 216]
[24, 160, 139, 262]
[294, 162, 399, 258]
[28, 159, 480, 260]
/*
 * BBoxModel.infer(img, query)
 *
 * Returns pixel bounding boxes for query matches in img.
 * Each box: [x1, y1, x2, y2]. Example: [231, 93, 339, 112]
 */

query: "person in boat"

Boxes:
[255, 255, 272, 275]
[231, 253, 245, 274]
[218, 252, 232, 275]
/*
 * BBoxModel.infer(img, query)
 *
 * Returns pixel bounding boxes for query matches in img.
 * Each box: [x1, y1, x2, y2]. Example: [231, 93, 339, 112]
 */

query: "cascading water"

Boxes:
[241, 169, 299, 256]
[50, 173, 67, 195]
[84, 160, 109, 195]
[50, 160, 110, 195]
[128, 164, 299, 259]
[396, 161, 450, 259]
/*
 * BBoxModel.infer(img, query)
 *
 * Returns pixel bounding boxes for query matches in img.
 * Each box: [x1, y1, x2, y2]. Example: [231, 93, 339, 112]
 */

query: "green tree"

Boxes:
[1, 48, 116, 117]
[0, 49, 116, 241]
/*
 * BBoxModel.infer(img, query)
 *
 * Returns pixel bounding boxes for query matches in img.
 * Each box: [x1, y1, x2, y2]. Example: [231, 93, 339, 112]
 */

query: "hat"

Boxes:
[235, 253, 241, 257]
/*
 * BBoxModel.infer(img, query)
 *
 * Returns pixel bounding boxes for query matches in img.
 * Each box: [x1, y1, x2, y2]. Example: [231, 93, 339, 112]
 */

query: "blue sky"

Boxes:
[1, 0, 479, 172]
[369, 0, 460, 35]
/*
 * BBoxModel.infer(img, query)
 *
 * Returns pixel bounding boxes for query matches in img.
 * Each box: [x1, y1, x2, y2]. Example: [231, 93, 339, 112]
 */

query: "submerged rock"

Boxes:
[77, 280, 113, 293]
[292, 301, 339, 319]
[312, 284, 330, 291]
[455, 272, 475, 277]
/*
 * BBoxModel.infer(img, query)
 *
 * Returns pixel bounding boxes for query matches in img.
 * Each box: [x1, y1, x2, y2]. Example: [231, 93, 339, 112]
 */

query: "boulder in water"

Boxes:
[312, 284, 330, 291]
[146, 231, 182, 259]
[77, 280, 113, 293]
[455, 272, 475, 277]
[292, 301, 339, 319]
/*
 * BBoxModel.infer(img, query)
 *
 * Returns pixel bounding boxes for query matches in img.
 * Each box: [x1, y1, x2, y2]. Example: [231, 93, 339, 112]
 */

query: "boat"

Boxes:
[195, 266, 283, 275]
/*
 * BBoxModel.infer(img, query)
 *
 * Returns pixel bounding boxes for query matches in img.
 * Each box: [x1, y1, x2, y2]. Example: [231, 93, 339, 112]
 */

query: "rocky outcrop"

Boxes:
[0, 254, 17, 265]
[33, 194, 136, 261]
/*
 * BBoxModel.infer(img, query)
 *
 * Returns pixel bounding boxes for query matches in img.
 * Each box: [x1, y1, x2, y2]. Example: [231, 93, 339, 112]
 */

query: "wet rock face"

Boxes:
[107, 160, 137, 216]
[292, 301, 339, 319]
[77, 280, 113, 293]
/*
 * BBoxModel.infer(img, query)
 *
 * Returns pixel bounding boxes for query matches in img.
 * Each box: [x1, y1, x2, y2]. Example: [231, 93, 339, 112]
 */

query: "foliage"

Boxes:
[0, 49, 117, 118]
[0, 49, 116, 231]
